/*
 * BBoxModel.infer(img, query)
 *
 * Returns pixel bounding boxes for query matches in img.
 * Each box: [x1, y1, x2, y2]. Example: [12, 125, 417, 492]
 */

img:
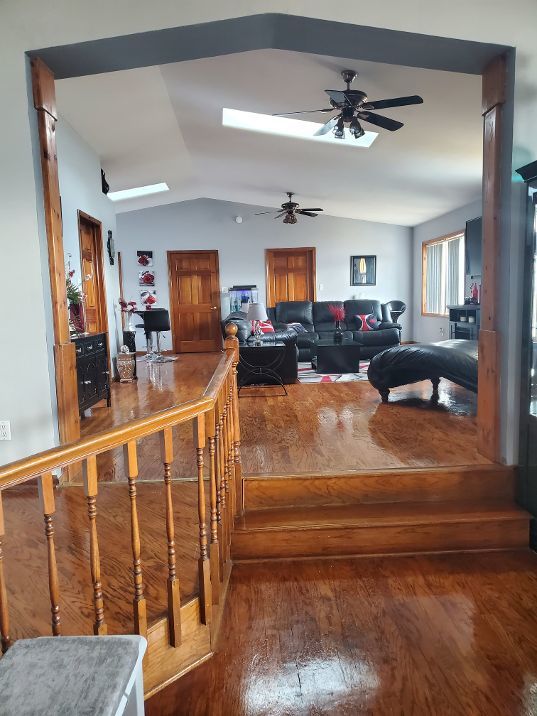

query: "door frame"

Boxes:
[167, 249, 222, 354]
[30, 30, 513, 464]
[77, 210, 109, 336]
[265, 247, 317, 307]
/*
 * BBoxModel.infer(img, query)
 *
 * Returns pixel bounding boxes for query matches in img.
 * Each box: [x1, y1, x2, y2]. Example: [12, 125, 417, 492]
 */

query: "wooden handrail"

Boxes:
[0, 337, 243, 681]
[0, 354, 235, 490]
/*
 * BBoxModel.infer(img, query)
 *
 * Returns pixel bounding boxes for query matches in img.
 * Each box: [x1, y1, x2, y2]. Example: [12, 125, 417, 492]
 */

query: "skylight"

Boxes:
[222, 108, 377, 148]
[108, 182, 170, 202]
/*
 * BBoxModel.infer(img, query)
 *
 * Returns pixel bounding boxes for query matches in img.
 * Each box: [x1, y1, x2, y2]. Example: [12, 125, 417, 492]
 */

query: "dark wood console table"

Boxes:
[72, 332, 111, 414]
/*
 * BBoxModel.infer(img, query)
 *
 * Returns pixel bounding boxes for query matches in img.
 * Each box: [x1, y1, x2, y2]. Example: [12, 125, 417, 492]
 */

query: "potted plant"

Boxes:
[66, 268, 85, 334]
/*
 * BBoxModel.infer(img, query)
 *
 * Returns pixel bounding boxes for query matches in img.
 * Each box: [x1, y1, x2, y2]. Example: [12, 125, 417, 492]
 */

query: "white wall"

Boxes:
[2, 1, 537, 464]
[56, 119, 121, 361]
[412, 199, 482, 344]
[116, 198, 413, 348]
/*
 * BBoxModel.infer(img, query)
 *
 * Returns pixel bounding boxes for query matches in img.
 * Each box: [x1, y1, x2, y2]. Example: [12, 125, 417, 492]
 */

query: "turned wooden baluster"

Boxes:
[38, 472, 61, 636]
[230, 351, 243, 516]
[194, 416, 212, 625]
[83, 456, 107, 635]
[227, 376, 237, 517]
[205, 408, 220, 603]
[225, 325, 243, 515]
[0, 492, 11, 652]
[221, 393, 231, 560]
[123, 441, 147, 637]
[215, 397, 226, 575]
[160, 427, 181, 646]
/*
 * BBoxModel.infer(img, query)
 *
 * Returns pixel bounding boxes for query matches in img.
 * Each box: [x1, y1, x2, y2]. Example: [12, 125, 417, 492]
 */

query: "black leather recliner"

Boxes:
[221, 311, 299, 384]
[268, 300, 401, 360]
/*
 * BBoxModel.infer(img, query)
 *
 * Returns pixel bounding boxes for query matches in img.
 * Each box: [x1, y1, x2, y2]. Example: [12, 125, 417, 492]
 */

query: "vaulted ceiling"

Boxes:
[56, 48, 482, 226]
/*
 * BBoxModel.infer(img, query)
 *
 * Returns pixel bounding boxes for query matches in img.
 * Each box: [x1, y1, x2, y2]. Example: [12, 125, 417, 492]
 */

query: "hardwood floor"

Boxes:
[147, 551, 537, 716]
[81, 354, 487, 480]
[2, 482, 202, 640]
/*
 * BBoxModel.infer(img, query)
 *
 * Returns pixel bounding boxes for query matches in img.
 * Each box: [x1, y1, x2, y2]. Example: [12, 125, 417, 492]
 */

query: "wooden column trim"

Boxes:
[31, 58, 80, 456]
[477, 54, 507, 462]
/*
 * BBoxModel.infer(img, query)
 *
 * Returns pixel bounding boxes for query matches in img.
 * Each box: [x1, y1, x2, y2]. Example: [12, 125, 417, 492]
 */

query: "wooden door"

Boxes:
[266, 248, 316, 307]
[168, 250, 222, 353]
[78, 212, 107, 335]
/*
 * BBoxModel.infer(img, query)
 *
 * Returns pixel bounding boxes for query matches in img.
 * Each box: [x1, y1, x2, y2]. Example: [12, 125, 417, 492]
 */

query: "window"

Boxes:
[422, 232, 465, 316]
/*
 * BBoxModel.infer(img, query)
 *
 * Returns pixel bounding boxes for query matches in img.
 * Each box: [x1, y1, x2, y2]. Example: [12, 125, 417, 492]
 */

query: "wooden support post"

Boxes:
[205, 409, 221, 604]
[0, 492, 11, 652]
[159, 427, 181, 647]
[478, 54, 507, 462]
[82, 456, 107, 635]
[194, 416, 212, 625]
[31, 58, 80, 466]
[38, 472, 61, 636]
[123, 441, 147, 638]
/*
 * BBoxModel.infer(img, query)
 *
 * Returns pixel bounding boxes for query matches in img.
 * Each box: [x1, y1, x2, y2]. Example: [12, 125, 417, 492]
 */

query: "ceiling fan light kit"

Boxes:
[274, 69, 423, 141]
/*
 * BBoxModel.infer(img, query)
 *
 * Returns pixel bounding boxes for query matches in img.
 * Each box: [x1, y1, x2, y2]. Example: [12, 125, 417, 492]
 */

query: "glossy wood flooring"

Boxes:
[81, 354, 488, 481]
[147, 551, 537, 716]
[2, 482, 202, 640]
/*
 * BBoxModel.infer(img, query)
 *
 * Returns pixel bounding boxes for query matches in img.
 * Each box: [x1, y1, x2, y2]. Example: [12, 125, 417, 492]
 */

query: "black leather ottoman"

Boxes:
[312, 339, 361, 374]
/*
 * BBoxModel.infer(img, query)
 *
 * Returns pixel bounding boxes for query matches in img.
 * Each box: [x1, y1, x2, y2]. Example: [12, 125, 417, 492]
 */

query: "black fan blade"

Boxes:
[254, 210, 276, 215]
[362, 95, 423, 110]
[358, 111, 403, 131]
[273, 211, 287, 219]
[299, 208, 323, 212]
[297, 211, 320, 218]
[314, 115, 339, 136]
[324, 90, 348, 105]
[272, 108, 334, 116]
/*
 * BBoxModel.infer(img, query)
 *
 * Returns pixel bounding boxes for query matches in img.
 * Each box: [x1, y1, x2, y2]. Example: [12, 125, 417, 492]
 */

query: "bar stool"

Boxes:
[136, 309, 171, 362]
[385, 300, 407, 324]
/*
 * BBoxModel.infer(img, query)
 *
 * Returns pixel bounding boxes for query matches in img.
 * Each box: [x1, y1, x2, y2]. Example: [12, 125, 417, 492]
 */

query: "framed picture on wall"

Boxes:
[137, 250, 153, 267]
[140, 289, 157, 308]
[139, 270, 155, 286]
[350, 255, 376, 286]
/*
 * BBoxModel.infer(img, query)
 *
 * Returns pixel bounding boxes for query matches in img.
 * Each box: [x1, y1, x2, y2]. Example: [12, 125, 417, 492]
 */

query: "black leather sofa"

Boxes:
[267, 300, 401, 361]
[221, 311, 298, 385]
[367, 339, 478, 402]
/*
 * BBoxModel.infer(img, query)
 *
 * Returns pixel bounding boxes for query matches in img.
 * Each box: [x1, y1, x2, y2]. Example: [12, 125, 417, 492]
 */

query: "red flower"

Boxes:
[137, 254, 150, 266]
[143, 293, 156, 308]
[141, 271, 154, 285]
[328, 304, 345, 322]
[69, 269, 75, 278]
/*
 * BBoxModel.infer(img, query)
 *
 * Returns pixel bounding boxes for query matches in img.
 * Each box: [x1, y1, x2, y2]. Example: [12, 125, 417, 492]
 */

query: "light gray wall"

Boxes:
[116, 198, 413, 349]
[412, 199, 482, 344]
[56, 119, 121, 361]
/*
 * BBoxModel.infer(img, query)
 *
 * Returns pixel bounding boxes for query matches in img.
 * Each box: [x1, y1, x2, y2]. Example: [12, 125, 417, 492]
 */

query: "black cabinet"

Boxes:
[72, 333, 111, 414]
[448, 305, 480, 340]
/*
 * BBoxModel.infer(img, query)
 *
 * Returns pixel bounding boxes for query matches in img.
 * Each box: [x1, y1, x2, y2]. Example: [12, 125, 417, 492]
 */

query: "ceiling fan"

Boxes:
[255, 192, 323, 224]
[274, 70, 423, 140]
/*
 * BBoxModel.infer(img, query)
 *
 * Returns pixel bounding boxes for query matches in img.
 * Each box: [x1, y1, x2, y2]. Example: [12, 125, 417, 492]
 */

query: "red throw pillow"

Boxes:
[255, 320, 275, 334]
[356, 313, 378, 332]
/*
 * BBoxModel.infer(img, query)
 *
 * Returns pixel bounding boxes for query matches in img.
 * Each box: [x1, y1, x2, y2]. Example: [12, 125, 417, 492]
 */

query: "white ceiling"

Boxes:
[56, 49, 482, 226]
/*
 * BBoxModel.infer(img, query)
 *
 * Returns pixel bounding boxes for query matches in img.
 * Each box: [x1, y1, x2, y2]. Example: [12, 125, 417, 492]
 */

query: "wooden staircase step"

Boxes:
[243, 464, 515, 511]
[232, 501, 530, 560]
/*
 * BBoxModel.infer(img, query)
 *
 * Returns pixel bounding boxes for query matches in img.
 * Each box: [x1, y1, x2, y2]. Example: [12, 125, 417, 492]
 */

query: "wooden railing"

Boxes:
[0, 332, 242, 667]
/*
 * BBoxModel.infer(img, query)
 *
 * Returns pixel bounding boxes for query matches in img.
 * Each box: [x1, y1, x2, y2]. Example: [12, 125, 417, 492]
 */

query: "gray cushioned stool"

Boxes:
[0, 635, 146, 716]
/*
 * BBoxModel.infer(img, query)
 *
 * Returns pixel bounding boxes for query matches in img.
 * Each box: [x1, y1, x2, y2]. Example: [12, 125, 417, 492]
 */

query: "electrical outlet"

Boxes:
[0, 421, 11, 440]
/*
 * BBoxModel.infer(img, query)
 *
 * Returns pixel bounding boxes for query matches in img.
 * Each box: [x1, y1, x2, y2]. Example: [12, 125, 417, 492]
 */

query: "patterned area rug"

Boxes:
[297, 361, 371, 384]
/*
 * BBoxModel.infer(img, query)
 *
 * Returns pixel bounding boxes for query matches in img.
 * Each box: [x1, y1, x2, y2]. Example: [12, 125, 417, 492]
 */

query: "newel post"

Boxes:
[224, 324, 243, 515]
